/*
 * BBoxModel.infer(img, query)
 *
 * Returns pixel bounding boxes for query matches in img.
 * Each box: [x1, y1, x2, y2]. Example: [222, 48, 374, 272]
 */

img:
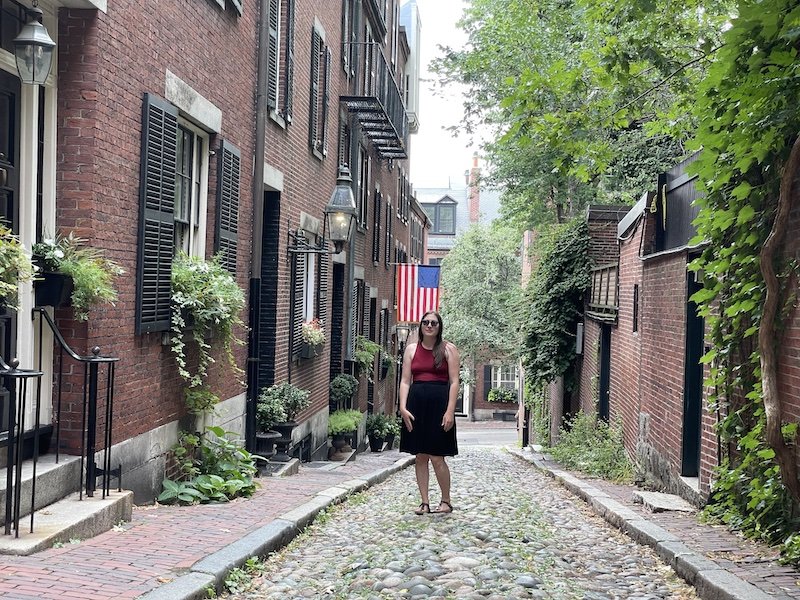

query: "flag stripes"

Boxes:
[397, 264, 440, 322]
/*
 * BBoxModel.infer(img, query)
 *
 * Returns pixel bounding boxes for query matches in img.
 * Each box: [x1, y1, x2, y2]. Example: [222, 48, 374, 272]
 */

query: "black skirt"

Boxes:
[399, 381, 458, 456]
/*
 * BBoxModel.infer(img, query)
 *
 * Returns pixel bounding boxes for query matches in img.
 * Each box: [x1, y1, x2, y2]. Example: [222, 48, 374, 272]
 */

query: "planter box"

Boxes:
[34, 272, 73, 308]
[300, 341, 323, 359]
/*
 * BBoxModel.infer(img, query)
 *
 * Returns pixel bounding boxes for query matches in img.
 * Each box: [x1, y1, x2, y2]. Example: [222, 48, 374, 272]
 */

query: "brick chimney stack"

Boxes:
[468, 153, 480, 223]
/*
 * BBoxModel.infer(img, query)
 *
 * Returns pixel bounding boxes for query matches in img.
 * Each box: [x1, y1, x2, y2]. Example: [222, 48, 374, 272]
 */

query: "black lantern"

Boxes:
[324, 165, 357, 254]
[13, 6, 55, 86]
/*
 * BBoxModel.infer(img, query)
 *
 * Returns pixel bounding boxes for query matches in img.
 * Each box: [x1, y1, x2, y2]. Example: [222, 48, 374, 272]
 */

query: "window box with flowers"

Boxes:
[32, 233, 124, 319]
[300, 318, 326, 359]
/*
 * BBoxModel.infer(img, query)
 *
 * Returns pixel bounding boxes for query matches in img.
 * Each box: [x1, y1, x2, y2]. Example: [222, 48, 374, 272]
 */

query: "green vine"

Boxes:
[688, 0, 800, 564]
[521, 218, 591, 390]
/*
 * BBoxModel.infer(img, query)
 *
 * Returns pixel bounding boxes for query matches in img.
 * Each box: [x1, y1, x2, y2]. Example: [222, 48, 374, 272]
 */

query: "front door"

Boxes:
[0, 70, 21, 432]
[681, 270, 704, 477]
[598, 324, 611, 421]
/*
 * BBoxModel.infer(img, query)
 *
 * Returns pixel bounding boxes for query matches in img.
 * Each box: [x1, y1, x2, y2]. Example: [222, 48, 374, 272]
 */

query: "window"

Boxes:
[267, 0, 296, 123]
[385, 198, 392, 267]
[309, 26, 331, 158]
[290, 234, 330, 357]
[633, 284, 639, 333]
[422, 200, 456, 234]
[341, 0, 356, 76]
[174, 121, 208, 258]
[136, 94, 240, 334]
[491, 364, 519, 391]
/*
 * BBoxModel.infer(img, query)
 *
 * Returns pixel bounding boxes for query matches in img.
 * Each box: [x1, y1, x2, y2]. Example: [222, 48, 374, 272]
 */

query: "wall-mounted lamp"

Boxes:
[13, 4, 55, 86]
[324, 165, 357, 254]
[287, 165, 357, 258]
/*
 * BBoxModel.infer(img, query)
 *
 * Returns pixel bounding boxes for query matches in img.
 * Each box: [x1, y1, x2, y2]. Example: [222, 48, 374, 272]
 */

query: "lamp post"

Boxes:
[13, 5, 55, 86]
[324, 166, 357, 254]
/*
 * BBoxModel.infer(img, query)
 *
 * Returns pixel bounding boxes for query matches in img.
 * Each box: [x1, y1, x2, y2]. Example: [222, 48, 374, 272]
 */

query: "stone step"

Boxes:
[0, 454, 82, 524]
[0, 489, 133, 555]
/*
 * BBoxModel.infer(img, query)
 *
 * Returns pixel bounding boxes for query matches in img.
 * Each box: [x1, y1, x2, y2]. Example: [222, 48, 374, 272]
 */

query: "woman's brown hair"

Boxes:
[419, 311, 446, 367]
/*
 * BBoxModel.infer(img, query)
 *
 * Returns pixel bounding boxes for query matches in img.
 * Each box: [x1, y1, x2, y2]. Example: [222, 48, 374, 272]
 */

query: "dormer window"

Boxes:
[422, 197, 456, 234]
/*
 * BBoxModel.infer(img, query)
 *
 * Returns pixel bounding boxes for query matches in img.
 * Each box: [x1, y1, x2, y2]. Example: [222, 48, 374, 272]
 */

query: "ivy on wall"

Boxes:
[688, 0, 800, 563]
[521, 219, 591, 390]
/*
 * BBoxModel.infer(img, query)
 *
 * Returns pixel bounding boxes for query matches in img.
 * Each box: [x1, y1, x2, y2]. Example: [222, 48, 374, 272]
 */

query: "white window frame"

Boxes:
[174, 118, 209, 259]
[491, 364, 520, 391]
[303, 250, 317, 321]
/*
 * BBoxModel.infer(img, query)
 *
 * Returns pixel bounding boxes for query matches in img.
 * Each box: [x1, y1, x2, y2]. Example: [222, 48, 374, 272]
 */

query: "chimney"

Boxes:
[468, 153, 480, 223]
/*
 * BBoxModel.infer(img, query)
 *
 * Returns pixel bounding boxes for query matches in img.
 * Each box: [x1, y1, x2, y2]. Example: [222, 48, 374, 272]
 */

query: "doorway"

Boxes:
[681, 270, 704, 477]
[598, 324, 611, 421]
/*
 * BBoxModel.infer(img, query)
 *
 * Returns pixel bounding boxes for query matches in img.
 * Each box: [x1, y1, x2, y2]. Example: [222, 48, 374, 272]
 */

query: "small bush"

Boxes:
[487, 387, 517, 403]
[328, 409, 362, 435]
[548, 411, 633, 483]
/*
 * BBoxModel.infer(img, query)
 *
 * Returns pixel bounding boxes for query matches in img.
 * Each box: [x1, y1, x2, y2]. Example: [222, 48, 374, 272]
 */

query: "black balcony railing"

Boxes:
[341, 42, 408, 159]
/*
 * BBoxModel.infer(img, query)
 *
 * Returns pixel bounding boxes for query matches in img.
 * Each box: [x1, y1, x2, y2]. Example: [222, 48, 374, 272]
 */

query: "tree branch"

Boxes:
[759, 134, 800, 505]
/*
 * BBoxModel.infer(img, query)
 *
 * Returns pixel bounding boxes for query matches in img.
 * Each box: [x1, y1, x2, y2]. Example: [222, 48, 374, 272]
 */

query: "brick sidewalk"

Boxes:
[0, 451, 406, 600]
[538, 457, 800, 599]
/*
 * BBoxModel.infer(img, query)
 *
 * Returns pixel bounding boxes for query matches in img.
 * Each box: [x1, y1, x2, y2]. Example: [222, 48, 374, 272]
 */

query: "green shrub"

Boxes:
[366, 413, 390, 438]
[487, 387, 517, 403]
[548, 411, 633, 483]
[259, 382, 311, 422]
[255, 392, 287, 432]
[158, 426, 259, 505]
[329, 373, 358, 409]
[328, 409, 362, 436]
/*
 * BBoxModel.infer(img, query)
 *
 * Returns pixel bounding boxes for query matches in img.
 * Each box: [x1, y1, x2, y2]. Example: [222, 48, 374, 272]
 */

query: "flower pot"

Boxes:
[255, 430, 282, 463]
[34, 271, 73, 308]
[300, 341, 323, 359]
[331, 433, 349, 452]
[271, 421, 296, 462]
[368, 435, 385, 452]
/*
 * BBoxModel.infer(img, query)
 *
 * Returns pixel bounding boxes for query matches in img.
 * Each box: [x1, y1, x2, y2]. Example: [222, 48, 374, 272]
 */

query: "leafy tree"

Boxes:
[439, 223, 523, 362]
[432, 0, 731, 229]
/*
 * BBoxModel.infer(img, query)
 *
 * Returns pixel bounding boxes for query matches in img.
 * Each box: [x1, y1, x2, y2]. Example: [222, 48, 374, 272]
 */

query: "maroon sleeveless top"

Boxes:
[411, 343, 449, 382]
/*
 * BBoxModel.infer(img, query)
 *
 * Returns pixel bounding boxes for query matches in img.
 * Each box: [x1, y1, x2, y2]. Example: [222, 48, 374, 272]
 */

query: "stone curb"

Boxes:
[506, 447, 773, 600]
[136, 454, 415, 600]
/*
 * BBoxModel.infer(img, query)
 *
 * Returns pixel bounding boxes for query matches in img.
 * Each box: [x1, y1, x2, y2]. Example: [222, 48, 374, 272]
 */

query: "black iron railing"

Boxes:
[341, 42, 409, 159]
[33, 308, 120, 499]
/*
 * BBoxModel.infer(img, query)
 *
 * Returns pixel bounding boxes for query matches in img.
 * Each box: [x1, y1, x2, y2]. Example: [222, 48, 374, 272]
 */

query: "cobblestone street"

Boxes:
[226, 446, 698, 599]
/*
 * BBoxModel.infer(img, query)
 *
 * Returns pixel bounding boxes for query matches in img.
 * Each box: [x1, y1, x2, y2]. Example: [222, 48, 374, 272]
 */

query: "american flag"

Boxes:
[396, 264, 440, 322]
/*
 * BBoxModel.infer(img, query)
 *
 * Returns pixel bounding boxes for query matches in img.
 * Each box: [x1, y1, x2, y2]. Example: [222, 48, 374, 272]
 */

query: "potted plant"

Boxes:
[384, 414, 401, 449]
[353, 335, 381, 382]
[379, 352, 394, 381]
[366, 413, 390, 452]
[300, 318, 326, 358]
[329, 373, 358, 410]
[255, 391, 287, 461]
[259, 382, 311, 462]
[31, 232, 123, 319]
[328, 408, 362, 454]
[0, 223, 35, 310]
[170, 252, 246, 389]
[488, 386, 518, 422]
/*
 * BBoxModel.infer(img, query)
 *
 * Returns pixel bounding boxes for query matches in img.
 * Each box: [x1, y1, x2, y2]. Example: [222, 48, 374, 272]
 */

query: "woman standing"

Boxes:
[399, 310, 460, 515]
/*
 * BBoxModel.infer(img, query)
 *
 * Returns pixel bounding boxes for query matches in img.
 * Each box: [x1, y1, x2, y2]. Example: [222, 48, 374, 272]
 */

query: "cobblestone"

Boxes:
[227, 447, 698, 599]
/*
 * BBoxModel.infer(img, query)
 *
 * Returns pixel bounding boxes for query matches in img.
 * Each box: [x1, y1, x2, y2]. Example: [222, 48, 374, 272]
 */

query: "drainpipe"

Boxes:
[246, 0, 270, 452]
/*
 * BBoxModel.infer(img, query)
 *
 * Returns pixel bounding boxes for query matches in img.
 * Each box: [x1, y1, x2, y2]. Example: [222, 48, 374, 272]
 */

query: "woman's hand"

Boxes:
[442, 410, 455, 432]
[400, 408, 415, 431]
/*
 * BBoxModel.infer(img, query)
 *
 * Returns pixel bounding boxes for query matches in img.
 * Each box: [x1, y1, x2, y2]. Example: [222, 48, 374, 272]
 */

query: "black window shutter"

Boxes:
[321, 46, 331, 155]
[484, 365, 492, 401]
[283, 0, 295, 122]
[309, 28, 321, 150]
[136, 93, 177, 335]
[291, 240, 307, 359]
[385, 199, 392, 266]
[316, 250, 329, 326]
[362, 284, 371, 340]
[350, 279, 360, 350]
[372, 191, 381, 263]
[215, 140, 240, 274]
[267, 0, 279, 110]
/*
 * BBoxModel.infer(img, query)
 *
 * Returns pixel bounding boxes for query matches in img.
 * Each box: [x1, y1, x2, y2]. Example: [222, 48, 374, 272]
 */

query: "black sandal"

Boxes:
[414, 502, 430, 515]
[435, 500, 453, 514]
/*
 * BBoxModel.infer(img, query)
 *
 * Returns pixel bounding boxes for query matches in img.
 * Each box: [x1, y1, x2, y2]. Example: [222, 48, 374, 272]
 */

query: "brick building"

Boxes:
[1, 0, 423, 505]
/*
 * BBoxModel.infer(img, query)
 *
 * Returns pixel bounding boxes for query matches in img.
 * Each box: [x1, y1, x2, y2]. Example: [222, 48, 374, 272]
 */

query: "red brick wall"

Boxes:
[610, 219, 644, 452]
[57, 0, 258, 449]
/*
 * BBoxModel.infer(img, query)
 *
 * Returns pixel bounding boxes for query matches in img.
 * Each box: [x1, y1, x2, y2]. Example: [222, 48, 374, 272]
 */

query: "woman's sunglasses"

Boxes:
[421, 319, 440, 327]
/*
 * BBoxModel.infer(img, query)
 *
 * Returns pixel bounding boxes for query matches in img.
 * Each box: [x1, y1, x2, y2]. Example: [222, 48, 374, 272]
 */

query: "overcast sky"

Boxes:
[408, 0, 477, 190]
